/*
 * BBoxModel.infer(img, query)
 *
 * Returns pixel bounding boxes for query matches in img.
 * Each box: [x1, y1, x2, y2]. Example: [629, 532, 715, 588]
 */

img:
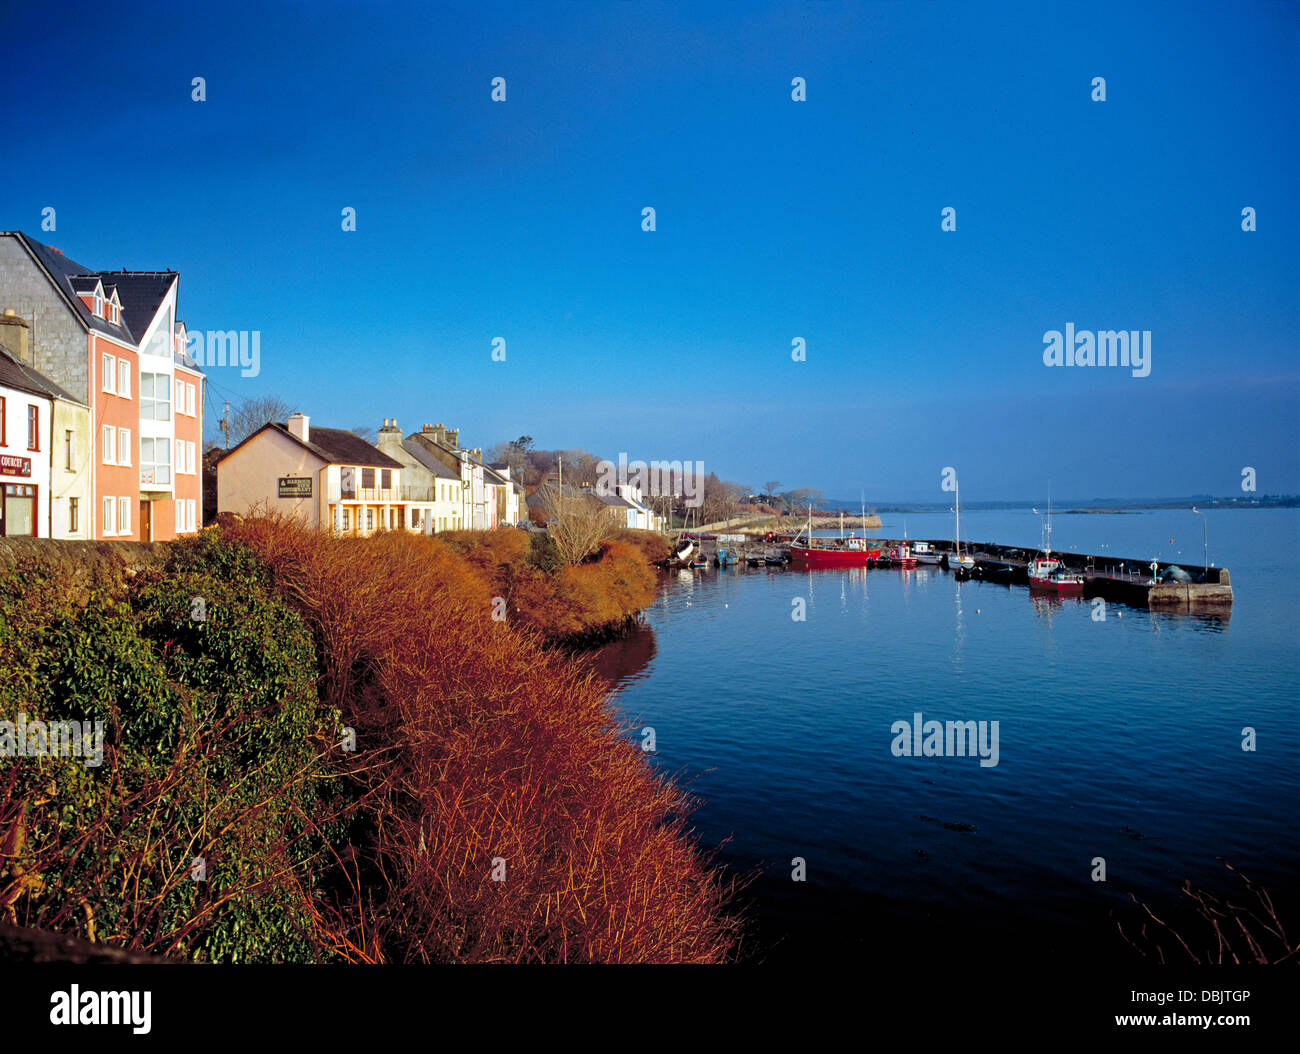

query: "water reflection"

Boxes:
[585, 620, 658, 691]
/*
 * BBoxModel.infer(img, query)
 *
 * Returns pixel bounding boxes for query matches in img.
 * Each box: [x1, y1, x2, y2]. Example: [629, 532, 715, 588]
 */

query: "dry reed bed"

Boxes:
[221, 519, 742, 962]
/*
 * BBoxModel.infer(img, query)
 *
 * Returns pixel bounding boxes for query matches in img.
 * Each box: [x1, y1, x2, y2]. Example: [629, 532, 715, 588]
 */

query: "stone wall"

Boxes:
[0, 235, 89, 403]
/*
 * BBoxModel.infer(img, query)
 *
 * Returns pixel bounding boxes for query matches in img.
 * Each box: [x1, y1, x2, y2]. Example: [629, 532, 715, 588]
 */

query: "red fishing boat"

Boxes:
[1027, 497, 1084, 593]
[1027, 555, 1084, 593]
[885, 538, 918, 569]
[788, 535, 882, 567]
[786, 502, 881, 567]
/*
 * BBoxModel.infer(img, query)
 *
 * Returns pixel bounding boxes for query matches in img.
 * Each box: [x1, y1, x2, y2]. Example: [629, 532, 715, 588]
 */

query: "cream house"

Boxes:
[375, 417, 464, 532]
[218, 412, 415, 535]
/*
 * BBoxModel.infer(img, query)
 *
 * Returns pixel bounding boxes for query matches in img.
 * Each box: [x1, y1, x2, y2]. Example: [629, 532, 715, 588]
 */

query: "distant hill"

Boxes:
[823, 495, 1299, 513]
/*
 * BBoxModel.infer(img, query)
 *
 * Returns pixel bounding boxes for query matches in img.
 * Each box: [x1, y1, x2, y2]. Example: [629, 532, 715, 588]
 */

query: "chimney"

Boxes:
[288, 412, 309, 443]
[445, 428, 458, 449]
[0, 309, 32, 365]
[376, 418, 403, 457]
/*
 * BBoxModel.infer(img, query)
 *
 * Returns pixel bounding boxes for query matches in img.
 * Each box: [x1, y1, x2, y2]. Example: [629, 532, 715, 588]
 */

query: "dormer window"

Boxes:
[93, 292, 103, 317]
[110, 303, 119, 324]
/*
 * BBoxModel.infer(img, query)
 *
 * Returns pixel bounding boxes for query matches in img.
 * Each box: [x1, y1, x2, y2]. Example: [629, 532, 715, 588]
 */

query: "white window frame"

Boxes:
[102, 353, 116, 394]
[101, 425, 115, 465]
[186, 383, 195, 416]
[103, 496, 114, 535]
[118, 359, 130, 398]
[118, 497, 130, 536]
[118, 428, 131, 466]
[187, 441, 196, 475]
[188, 499, 197, 532]
[175, 378, 185, 412]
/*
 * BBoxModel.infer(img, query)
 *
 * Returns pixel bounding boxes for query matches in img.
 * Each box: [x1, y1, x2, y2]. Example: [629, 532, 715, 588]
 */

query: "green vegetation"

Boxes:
[0, 522, 740, 963]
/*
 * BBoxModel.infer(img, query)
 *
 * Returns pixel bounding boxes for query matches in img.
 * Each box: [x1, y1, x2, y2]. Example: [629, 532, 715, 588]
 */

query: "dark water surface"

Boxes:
[590, 509, 1299, 965]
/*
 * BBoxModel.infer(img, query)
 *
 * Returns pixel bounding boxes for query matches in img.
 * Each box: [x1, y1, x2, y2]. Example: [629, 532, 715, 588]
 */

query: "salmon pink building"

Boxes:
[0, 232, 204, 540]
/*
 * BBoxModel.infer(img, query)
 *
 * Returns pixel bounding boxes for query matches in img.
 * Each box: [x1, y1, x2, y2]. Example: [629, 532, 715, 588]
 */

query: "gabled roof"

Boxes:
[401, 439, 460, 480]
[595, 491, 636, 509]
[219, 421, 402, 469]
[0, 342, 84, 405]
[3, 232, 136, 344]
[95, 271, 178, 343]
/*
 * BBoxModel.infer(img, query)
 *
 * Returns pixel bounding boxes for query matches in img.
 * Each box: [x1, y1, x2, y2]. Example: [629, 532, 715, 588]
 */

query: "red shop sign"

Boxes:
[0, 455, 32, 478]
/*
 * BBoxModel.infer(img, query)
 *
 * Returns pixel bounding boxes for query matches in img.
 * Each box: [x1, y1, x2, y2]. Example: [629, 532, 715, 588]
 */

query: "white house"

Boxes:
[0, 341, 55, 537]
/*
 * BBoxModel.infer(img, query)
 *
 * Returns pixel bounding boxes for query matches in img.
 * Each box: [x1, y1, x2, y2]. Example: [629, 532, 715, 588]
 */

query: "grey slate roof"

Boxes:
[94, 271, 177, 343]
[219, 421, 402, 469]
[5, 232, 136, 344]
[0, 342, 85, 405]
[401, 438, 460, 480]
[596, 491, 636, 509]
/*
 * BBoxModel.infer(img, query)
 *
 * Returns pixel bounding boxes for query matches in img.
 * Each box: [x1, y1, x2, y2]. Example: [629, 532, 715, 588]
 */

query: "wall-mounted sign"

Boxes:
[278, 477, 313, 498]
[0, 455, 32, 478]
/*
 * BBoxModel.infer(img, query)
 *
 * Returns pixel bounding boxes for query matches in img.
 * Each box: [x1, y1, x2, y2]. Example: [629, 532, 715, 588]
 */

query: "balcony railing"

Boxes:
[326, 483, 458, 504]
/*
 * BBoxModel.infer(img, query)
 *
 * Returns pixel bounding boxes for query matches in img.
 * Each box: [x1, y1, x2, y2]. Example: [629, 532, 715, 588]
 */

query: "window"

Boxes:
[118, 497, 130, 536]
[101, 425, 115, 465]
[381, 469, 391, 490]
[117, 428, 130, 466]
[188, 499, 197, 531]
[65, 429, 75, 470]
[366, 508, 374, 532]
[175, 379, 185, 412]
[118, 360, 130, 398]
[140, 437, 170, 485]
[187, 441, 196, 474]
[103, 496, 114, 535]
[110, 303, 119, 324]
[93, 292, 102, 317]
[102, 353, 116, 393]
[0, 396, 5, 444]
[69, 497, 78, 533]
[186, 383, 195, 416]
[26, 405, 38, 450]
[140, 373, 170, 421]
[362, 468, 375, 490]
[143, 307, 172, 359]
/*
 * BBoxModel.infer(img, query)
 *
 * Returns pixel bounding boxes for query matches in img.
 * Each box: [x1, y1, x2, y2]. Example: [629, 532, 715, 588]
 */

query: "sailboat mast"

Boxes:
[954, 477, 961, 557]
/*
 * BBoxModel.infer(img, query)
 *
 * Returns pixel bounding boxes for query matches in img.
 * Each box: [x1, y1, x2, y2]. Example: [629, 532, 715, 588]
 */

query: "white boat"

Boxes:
[911, 541, 940, 565]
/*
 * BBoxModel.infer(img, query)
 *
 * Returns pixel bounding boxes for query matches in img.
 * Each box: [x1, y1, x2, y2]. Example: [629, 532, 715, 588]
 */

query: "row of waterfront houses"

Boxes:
[0, 232, 203, 540]
[0, 230, 662, 543]
[217, 415, 667, 536]
[218, 416, 526, 534]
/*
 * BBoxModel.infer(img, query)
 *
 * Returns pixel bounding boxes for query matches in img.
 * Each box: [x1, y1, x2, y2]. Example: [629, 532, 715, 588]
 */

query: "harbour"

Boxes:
[595, 507, 1296, 966]
[672, 530, 1234, 610]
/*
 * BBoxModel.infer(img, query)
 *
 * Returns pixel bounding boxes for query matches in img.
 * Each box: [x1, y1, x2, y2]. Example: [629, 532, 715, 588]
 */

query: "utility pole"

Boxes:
[220, 401, 230, 450]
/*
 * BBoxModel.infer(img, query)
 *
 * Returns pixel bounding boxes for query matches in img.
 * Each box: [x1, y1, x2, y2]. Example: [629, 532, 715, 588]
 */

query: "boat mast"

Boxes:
[954, 477, 961, 559]
[1043, 486, 1053, 561]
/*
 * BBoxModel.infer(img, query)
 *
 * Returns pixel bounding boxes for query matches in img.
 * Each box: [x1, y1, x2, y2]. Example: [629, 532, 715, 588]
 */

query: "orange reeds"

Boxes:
[220, 518, 743, 963]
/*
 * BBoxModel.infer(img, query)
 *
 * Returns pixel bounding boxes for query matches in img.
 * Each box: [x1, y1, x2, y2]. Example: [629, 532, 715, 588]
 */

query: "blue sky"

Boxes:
[2, 0, 1295, 501]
